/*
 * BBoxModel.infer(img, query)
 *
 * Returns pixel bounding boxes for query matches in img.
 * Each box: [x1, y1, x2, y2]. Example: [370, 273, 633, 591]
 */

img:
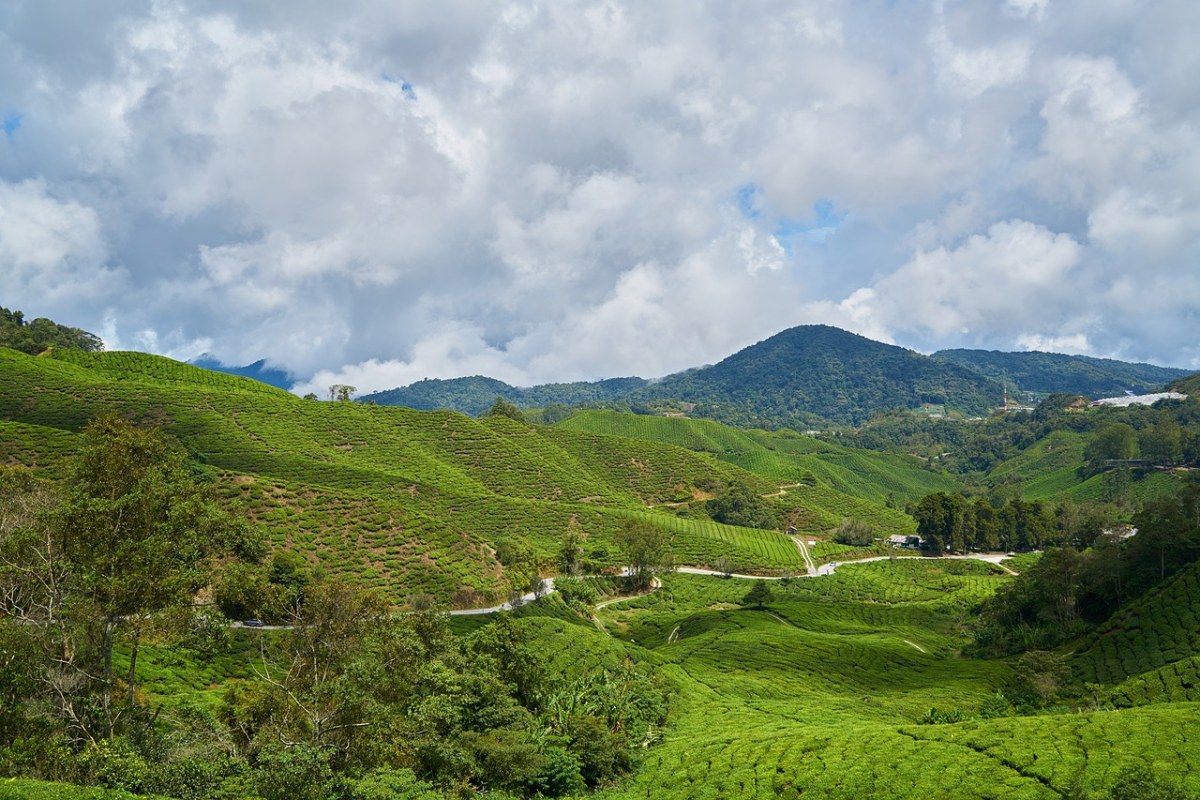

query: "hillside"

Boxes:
[361, 375, 649, 415]
[1170, 372, 1200, 396]
[584, 565, 1200, 799]
[0, 346, 902, 604]
[632, 326, 1001, 426]
[932, 348, 1190, 397]
[555, 410, 960, 509]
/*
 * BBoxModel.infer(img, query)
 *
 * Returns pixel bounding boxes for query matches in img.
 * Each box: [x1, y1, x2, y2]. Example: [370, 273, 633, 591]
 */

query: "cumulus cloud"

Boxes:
[3, 0, 1200, 385]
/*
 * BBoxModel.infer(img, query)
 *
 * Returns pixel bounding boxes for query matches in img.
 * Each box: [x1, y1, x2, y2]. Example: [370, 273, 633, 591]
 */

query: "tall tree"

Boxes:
[0, 413, 262, 742]
[614, 520, 673, 591]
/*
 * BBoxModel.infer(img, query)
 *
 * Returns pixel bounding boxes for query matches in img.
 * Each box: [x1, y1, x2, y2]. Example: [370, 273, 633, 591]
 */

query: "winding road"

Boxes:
[233, 552, 1025, 627]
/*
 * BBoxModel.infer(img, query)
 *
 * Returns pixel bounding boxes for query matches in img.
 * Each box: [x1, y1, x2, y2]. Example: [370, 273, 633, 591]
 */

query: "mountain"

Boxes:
[364, 325, 1002, 426]
[361, 375, 649, 415]
[189, 354, 294, 390]
[632, 325, 1001, 426]
[932, 349, 1190, 397]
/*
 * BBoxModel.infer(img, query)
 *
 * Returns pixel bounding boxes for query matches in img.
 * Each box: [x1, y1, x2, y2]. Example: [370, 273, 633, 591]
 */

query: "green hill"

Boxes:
[933, 349, 1190, 397]
[586, 566, 1200, 799]
[630, 325, 1002, 426]
[1071, 560, 1200, 691]
[0, 347, 874, 603]
[1169, 372, 1200, 396]
[360, 325, 1002, 425]
[361, 375, 648, 415]
[555, 410, 958, 501]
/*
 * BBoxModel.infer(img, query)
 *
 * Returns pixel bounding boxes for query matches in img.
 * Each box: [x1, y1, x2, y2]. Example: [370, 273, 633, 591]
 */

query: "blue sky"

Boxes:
[1, 0, 1198, 394]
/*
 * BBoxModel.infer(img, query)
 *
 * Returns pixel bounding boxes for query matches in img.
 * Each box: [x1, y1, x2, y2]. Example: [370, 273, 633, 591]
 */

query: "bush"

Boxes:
[832, 518, 875, 547]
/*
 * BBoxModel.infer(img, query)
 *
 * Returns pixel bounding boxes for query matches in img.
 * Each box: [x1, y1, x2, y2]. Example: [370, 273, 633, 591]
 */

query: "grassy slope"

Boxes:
[987, 427, 1185, 505]
[590, 564, 1200, 799]
[0, 348, 847, 603]
[554, 410, 958, 540]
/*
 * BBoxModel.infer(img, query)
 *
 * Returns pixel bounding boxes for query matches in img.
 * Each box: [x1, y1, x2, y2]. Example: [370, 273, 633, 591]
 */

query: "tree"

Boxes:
[255, 578, 386, 757]
[742, 581, 772, 609]
[1139, 419, 1183, 466]
[484, 396, 525, 422]
[0, 413, 262, 742]
[1085, 423, 1137, 473]
[560, 522, 586, 577]
[705, 482, 777, 529]
[328, 384, 357, 402]
[912, 493, 974, 553]
[1011, 650, 1069, 707]
[614, 520, 672, 591]
[714, 555, 735, 578]
[832, 517, 874, 546]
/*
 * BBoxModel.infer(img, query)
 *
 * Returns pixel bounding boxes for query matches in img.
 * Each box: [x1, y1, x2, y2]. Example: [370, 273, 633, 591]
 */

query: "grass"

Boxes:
[586, 561, 1200, 799]
[0, 779, 170, 800]
[0, 348, 793, 603]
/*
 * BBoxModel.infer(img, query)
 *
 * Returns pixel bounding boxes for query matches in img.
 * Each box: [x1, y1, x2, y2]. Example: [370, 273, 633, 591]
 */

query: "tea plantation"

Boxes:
[584, 563, 1200, 799]
[4, 345, 1200, 799]
[0, 347, 921, 605]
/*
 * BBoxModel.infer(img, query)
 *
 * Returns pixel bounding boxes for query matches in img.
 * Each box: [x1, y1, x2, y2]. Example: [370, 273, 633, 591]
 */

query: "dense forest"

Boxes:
[931, 349, 1189, 397]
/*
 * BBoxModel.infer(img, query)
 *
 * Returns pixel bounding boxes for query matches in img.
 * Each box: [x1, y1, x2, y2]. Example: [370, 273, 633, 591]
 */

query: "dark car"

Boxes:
[242, 618, 265, 628]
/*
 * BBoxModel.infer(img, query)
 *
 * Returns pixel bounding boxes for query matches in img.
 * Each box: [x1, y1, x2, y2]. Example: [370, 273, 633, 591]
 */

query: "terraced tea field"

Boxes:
[580, 561, 1200, 800]
[0, 347, 837, 604]
[555, 410, 960, 506]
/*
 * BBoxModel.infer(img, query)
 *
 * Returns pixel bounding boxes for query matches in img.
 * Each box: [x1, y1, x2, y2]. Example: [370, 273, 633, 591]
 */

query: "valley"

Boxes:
[2, 328, 1199, 799]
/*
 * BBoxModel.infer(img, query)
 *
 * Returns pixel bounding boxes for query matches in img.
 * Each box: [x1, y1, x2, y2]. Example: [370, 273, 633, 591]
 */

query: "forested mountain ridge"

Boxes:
[364, 325, 1004, 426]
[932, 348, 1190, 397]
[362, 375, 649, 416]
[189, 354, 295, 390]
[630, 325, 1002, 426]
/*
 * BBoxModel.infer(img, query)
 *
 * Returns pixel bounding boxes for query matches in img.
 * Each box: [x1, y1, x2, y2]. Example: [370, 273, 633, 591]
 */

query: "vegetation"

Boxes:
[631, 324, 1001, 426]
[931, 348, 1189, 397]
[3, 333, 1200, 798]
[360, 376, 648, 417]
[0, 306, 103, 356]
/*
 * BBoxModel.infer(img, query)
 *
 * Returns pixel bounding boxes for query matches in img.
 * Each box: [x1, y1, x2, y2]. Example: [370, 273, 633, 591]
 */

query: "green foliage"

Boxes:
[832, 517, 875, 546]
[705, 482, 778, 529]
[741, 581, 772, 609]
[615, 520, 673, 591]
[484, 397, 525, 422]
[0, 306, 103, 356]
[361, 375, 648, 416]
[931, 349, 1189, 397]
[632, 325, 1001, 426]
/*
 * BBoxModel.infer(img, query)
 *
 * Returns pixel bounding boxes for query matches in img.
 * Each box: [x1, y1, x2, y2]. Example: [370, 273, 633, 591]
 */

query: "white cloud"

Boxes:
[0, 180, 125, 317]
[806, 220, 1085, 345]
[3, 0, 1200, 383]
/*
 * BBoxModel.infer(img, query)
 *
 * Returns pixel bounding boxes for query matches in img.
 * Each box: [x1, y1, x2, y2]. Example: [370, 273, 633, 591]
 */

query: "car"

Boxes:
[242, 618, 265, 628]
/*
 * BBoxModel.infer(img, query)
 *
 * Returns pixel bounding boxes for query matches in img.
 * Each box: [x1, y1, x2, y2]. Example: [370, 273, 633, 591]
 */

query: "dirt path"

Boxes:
[762, 482, 803, 498]
[791, 536, 818, 576]
[904, 639, 927, 653]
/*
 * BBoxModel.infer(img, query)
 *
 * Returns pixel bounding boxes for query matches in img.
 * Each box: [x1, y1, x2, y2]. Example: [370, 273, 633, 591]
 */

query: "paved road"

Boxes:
[232, 553, 1025, 627]
[675, 551, 1022, 581]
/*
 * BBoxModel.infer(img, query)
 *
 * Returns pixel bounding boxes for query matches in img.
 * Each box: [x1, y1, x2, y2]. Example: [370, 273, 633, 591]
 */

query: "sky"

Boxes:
[1, 0, 1198, 395]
